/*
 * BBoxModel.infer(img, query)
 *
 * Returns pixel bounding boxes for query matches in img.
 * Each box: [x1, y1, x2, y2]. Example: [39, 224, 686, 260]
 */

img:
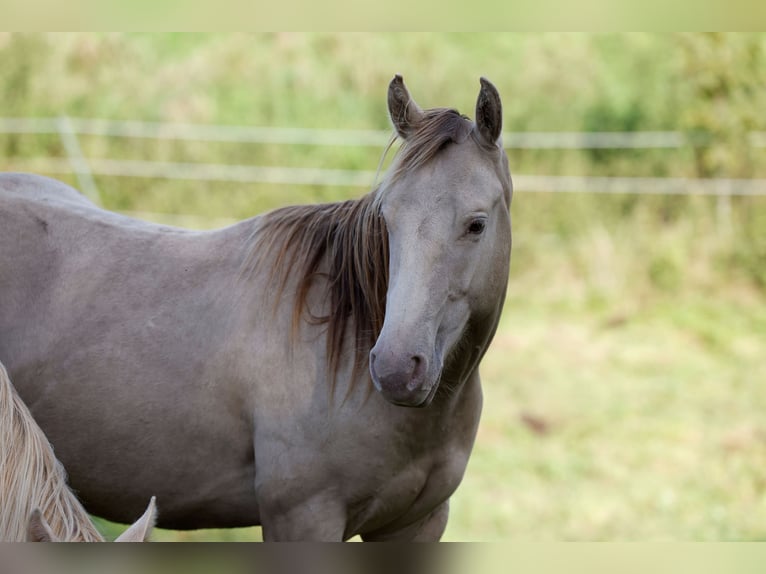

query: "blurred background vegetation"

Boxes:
[1, 33, 765, 540]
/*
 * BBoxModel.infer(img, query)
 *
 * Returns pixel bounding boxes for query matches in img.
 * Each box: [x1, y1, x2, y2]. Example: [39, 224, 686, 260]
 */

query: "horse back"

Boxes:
[0, 172, 97, 208]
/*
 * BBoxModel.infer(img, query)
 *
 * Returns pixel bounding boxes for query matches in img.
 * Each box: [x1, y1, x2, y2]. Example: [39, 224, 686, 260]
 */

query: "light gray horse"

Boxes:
[0, 75, 512, 541]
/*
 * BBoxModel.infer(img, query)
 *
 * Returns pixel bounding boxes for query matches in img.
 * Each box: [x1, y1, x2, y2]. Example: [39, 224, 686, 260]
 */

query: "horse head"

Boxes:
[370, 75, 512, 407]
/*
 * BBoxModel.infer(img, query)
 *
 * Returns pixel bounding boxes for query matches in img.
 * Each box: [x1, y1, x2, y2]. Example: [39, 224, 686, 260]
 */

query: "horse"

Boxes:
[0, 360, 156, 542]
[0, 75, 512, 541]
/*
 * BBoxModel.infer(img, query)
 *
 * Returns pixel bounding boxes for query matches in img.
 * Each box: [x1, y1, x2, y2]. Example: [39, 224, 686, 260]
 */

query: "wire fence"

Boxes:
[3, 116, 766, 149]
[2, 117, 766, 214]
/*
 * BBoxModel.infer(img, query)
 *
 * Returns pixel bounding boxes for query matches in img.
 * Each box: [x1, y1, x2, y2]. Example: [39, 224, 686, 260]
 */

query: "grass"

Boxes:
[448, 295, 766, 540]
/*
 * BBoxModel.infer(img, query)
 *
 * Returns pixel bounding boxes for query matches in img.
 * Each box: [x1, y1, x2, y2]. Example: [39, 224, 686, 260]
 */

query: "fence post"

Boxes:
[57, 116, 101, 205]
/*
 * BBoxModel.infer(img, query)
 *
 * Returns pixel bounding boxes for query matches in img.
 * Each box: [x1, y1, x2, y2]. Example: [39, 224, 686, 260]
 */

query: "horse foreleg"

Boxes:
[361, 500, 450, 542]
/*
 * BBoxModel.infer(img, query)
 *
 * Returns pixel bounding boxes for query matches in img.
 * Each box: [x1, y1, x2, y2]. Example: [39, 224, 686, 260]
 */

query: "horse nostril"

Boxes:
[409, 354, 425, 384]
[405, 355, 427, 391]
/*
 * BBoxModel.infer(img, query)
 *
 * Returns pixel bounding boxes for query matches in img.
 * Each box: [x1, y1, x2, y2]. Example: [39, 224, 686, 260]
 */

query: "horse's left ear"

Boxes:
[475, 77, 503, 146]
[27, 509, 56, 542]
[388, 74, 424, 139]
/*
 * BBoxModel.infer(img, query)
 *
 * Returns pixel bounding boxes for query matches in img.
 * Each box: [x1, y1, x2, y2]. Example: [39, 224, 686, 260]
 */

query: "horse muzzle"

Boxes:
[369, 346, 440, 407]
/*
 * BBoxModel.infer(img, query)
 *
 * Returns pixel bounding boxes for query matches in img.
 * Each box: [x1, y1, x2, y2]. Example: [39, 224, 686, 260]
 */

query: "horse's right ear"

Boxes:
[475, 77, 503, 147]
[388, 74, 424, 139]
[27, 509, 56, 542]
[114, 496, 157, 542]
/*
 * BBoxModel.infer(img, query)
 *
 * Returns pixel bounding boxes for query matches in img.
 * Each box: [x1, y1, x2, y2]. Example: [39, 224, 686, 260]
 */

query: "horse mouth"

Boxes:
[394, 377, 441, 408]
[372, 370, 442, 408]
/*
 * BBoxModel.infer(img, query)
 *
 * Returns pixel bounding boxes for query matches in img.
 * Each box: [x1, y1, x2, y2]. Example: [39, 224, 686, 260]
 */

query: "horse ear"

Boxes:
[388, 74, 424, 139]
[475, 77, 503, 146]
[114, 496, 157, 542]
[27, 509, 56, 542]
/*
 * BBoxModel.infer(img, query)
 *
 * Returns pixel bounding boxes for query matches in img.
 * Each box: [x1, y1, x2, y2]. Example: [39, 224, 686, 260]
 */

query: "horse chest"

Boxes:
[391, 456, 462, 509]
[330, 380, 482, 537]
[341, 434, 472, 538]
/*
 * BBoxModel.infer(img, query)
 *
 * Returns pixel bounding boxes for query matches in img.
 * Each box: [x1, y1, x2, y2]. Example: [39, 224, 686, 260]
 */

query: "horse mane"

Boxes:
[253, 108, 477, 385]
[390, 107, 474, 181]
[253, 192, 388, 383]
[0, 361, 104, 542]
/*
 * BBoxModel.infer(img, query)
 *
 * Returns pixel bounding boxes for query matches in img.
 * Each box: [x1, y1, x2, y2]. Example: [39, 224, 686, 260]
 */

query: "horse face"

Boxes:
[369, 77, 512, 408]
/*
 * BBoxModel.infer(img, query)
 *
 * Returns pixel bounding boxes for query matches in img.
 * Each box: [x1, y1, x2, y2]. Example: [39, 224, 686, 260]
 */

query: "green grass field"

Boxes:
[3, 33, 765, 541]
[450, 297, 766, 540]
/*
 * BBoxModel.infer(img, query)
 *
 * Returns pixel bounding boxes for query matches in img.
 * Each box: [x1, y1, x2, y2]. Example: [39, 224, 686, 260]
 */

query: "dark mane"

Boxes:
[254, 108, 476, 383]
[255, 192, 389, 380]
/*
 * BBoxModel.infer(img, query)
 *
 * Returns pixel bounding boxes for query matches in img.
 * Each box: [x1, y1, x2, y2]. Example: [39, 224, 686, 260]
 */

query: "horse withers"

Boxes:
[0, 75, 512, 540]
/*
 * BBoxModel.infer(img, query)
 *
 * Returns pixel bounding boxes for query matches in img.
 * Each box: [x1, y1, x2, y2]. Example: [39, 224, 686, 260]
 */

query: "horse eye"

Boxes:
[467, 219, 486, 235]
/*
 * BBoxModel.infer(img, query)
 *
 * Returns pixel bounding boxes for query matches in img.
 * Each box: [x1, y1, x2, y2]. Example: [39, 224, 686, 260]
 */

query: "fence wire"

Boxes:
[2, 117, 766, 199]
